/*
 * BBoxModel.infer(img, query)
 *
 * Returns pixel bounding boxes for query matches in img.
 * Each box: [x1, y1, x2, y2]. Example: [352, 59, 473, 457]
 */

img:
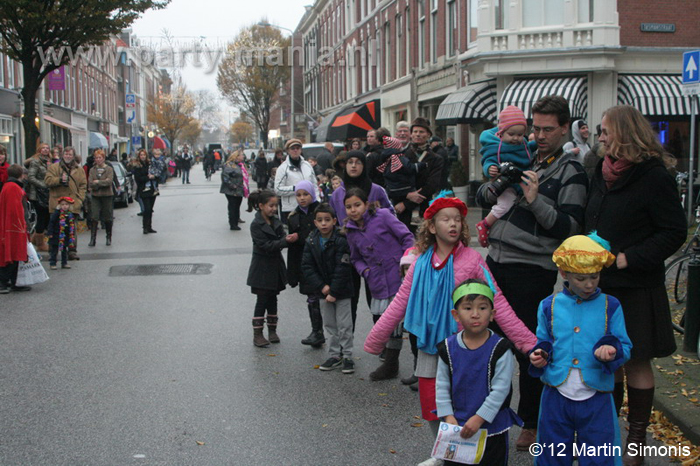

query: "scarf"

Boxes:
[602, 154, 634, 189]
[403, 245, 457, 355]
[58, 211, 76, 252]
[239, 162, 250, 198]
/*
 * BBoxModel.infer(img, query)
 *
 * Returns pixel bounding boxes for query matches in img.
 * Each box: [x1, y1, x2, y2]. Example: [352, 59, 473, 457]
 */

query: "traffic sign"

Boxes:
[132, 136, 141, 145]
[125, 93, 136, 107]
[683, 50, 700, 84]
[126, 108, 136, 123]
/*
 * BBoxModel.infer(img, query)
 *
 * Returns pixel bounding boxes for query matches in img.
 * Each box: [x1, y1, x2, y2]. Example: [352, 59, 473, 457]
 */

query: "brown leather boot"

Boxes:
[369, 347, 401, 381]
[267, 315, 280, 343]
[623, 386, 654, 466]
[253, 318, 270, 347]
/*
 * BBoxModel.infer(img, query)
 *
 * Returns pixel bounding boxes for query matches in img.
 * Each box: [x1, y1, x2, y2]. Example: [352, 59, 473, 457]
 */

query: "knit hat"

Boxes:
[294, 180, 317, 203]
[57, 196, 74, 204]
[552, 232, 616, 274]
[383, 136, 404, 150]
[497, 105, 527, 136]
[410, 117, 432, 136]
[345, 150, 366, 165]
[400, 247, 418, 267]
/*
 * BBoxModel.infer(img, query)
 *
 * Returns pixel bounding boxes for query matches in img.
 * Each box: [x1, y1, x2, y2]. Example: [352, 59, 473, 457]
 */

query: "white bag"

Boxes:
[15, 242, 50, 287]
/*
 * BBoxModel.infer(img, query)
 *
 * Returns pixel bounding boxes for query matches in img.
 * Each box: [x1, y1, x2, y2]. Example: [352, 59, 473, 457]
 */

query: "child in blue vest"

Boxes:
[529, 233, 632, 466]
[436, 278, 522, 465]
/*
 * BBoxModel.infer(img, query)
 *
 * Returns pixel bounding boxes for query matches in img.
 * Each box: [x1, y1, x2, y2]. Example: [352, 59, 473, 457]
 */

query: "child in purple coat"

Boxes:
[344, 187, 414, 381]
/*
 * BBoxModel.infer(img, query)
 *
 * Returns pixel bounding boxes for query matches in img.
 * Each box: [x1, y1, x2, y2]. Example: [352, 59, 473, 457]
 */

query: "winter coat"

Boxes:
[150, 156, 166, 177]
[286, 201, 320, 293]
[181, 153, 193, 170]
[364, 243, 537, 355]
[88, 164, 115, 197]
[0, 162, 8, 190]
[246, 211, 288, 292]
[274, 155, 319, 213]
[254, 156, 268, 179]
[0, 179, 29, 266]
[301, 228, 354, 300]
[132, 164, 156, 198]
[584, 156, 686, 289]
[26, 154, 51, 202]
[329, 182, 395, 225]
[364, 143, 385, 187]
[220, 162, 244, 197]
[402, 144, 445, 213]
[562, 120, 591, 165]
[45, 161, 87, 215]
[345, 208, 414, 300]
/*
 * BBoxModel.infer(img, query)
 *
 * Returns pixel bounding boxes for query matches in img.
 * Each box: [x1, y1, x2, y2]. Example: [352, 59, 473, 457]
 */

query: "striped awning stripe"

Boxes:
[500, 76, 588, 120]
[618, 74, 693, 116]
[436, 80, 497, 125]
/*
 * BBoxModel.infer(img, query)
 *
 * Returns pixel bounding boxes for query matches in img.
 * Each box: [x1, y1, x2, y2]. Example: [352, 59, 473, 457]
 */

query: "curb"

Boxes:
[652, 361, 700, 446]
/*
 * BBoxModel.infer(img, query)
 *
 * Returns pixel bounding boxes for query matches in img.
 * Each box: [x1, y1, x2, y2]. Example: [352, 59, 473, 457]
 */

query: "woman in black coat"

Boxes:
[132, 149, 158, 234]
[584, 105, 686, 466]
[247, 190, 298, 347]
[254, 151, 269, 189]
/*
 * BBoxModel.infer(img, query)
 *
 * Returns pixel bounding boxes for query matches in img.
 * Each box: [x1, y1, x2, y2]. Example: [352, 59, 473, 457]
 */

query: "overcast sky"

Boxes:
[131, 0, 311, 117]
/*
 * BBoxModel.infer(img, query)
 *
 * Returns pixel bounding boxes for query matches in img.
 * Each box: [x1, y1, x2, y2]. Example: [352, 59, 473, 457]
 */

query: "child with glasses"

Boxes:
[475, 106, 537, 247]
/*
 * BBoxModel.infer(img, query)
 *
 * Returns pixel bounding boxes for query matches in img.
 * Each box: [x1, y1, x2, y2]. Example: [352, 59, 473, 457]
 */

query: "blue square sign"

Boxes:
[683, 50, 700, 84]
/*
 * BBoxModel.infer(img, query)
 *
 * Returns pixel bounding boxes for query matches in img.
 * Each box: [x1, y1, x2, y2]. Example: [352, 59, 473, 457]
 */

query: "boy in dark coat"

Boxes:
[301, 203, 355, 374]
[46, 196, 76, 270]
[287, 181, 323, 347]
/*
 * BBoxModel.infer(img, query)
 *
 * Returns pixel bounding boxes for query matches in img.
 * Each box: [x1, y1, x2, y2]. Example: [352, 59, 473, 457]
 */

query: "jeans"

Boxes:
[225, 195, 243, 227]
[49, 244, 69, 266]
[181, 168, 190, 183]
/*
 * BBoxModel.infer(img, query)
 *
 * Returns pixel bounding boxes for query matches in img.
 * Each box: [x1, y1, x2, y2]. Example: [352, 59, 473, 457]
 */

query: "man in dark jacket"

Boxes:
[364, 128, 388, 188]
[301, 203, 355, 374]
[446, 137, 459, 163]
[430, 136, 450, 191]
[180, 146, 193, 184]
[477, 95, 588, 450]
[394, 117, 444, 229]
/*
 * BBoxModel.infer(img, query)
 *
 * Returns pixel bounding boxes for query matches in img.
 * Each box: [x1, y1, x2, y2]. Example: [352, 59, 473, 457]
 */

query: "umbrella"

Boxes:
[314, 100, 381, 142]
[152, 137, 167, 150]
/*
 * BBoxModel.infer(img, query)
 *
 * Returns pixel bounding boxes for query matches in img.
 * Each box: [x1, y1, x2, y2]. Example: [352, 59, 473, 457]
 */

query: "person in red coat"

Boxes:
[0, 144, 9, 191]
[0, 164, 31, 293]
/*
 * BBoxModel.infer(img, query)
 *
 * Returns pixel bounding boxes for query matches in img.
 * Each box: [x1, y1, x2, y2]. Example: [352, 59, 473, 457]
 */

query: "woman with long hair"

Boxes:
[584, 105, 686, 466]
[220, 150, 249, 230]
[132, 149, 158, 234]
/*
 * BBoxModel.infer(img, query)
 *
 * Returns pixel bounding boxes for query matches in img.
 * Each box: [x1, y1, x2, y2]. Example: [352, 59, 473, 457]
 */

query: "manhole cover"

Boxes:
[109, 263, 213, 276]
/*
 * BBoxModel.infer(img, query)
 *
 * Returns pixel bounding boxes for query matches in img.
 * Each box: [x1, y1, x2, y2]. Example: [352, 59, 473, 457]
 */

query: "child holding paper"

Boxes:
[435, 278, 522, 465]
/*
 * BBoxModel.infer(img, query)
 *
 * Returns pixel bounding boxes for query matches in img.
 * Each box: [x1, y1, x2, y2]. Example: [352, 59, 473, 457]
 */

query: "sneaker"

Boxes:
[341, 358, 355, 374]
[319, 357, 343, 371]
[61, 264, 71, 269]
[50, 265, 57, 270]
[10, 285, 31, 292]
[0, 283, 9, 294]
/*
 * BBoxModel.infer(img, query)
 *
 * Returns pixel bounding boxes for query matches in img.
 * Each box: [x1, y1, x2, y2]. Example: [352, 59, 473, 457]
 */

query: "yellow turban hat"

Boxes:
[552, 233, 616, 274]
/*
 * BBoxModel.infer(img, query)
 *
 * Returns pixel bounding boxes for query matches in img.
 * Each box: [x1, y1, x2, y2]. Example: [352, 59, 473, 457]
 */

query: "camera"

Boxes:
[487, 162, 524, 198]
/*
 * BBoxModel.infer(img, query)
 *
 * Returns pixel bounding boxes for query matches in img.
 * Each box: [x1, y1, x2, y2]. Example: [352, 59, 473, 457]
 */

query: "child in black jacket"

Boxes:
[45, 196, 76, 270]
[301, 203, 355, 374]
[287, 181, 323, 347]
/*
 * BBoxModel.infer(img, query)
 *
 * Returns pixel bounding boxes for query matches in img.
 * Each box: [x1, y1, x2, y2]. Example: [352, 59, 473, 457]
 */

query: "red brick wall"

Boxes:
[618, 0, 700, 47]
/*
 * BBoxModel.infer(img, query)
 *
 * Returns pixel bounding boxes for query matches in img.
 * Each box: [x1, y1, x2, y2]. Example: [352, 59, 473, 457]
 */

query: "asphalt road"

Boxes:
[0, 167, 676, 465]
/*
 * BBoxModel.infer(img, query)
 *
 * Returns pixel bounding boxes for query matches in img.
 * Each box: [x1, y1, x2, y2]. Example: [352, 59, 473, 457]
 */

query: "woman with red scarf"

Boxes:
[585, 105, 686, 466]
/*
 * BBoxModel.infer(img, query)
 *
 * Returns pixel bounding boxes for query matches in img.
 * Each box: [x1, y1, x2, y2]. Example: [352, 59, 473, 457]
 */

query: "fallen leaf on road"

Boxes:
[411, 423, 424, 428]
[268, 354, 276, 357]
[322, 424, 328, 428]
[389, 449, 396, 454]
[378, 393, 387, 396]
[413, 415, 421, 419]
[313, 365, 320, 369]
[195, 441, 205, 446]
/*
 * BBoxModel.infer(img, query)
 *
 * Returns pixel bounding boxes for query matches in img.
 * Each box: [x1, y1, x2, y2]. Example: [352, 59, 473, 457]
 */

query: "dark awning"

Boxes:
[435, 80, 497, 125]
[618, 74, 693, 116]
[313, 100, 380, 142]
[500, 76, 588, 120]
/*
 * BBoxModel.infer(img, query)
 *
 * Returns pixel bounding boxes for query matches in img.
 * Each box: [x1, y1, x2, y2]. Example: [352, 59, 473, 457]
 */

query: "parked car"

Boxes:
[302, 142, 344, 161]
[110, 161, 134, 208]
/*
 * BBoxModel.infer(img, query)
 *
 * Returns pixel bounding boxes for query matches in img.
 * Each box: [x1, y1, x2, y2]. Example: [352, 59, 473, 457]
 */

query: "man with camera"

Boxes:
[477, 95, 588, 450]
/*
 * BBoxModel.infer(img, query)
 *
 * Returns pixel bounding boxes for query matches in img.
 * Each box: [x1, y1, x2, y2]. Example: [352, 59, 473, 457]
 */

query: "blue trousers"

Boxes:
[535, 385, 622, 466]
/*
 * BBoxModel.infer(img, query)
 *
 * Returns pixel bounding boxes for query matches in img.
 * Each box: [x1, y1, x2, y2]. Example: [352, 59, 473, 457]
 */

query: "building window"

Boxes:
[523, 0, 564, 27]
[494, 0, 506, 30]
[469, 0, 479, 42]
[384, 22, 391, 83]
[375, 30, 382, 86]
[405, 8, 411, 73]
[396, 14, 403, 77]
[431, 6, 438, 64]
[578, 0, 594, 23]
[447, 0, 456, 57]
[419, 1, 425, 68]
[0, 54, 5, 87]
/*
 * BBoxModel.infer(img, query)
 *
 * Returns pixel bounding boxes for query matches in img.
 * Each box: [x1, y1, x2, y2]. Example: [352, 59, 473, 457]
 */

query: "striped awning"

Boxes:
[500, 76, 588, 120]
[618, 74, 693, 116]
[435, 80, 497, 125]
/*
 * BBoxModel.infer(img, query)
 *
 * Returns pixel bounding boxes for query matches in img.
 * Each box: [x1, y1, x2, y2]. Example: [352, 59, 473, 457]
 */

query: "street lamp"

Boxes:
[257, 22, 297, 126]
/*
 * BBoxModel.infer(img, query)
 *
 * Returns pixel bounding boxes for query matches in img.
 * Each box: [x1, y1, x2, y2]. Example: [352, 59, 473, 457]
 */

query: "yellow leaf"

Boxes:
[378, 393, 387, 396]
[313, 365, 320, 369]
[195, 441, 205, 446]
[411, 423, 424, 428]
[414, 415, 421, 419]
[389, 449, 397, 454]
[322, 424, 328, 428]
[268, 354, 276, 357]
[689, 398, 698, 402]
[682, 389, 689, 397]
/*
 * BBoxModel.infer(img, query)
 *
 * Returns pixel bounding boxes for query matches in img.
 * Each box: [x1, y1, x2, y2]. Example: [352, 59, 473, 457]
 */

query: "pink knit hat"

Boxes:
[498, 105, 527, 136]
[400, 247, 418, 267]
[383, 136, 404, 150]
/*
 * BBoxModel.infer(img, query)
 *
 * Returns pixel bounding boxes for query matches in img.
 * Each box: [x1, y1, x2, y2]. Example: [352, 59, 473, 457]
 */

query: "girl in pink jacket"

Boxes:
[364, 192, 536, 443]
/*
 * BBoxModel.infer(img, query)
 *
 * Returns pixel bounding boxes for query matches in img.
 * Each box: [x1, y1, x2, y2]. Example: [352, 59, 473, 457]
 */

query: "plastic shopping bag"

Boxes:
[15, 242, 50, 287]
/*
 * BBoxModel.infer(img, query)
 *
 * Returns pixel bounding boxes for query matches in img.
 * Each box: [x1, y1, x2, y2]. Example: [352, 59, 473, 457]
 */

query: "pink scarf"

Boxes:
[239, 163, 249, 198]
[602, 155, 634, 189]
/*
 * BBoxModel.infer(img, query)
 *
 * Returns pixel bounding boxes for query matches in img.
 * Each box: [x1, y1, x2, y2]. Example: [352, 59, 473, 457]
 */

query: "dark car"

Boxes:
[110, 161, 134, 207]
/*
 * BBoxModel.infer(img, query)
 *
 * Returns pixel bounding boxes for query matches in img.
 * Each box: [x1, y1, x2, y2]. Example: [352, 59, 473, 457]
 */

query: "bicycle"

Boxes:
[665, 204, 700, 334]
